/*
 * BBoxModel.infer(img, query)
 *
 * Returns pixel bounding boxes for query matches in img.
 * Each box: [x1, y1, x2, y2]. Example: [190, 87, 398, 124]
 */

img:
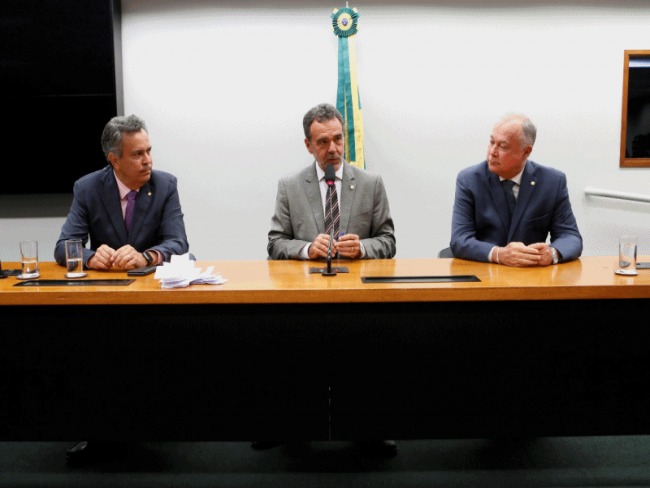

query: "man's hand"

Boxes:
[88, 244, 146, 270]
[497, 242, 546, 267]
[336, 233, 361, 259]
[308, 233, 335, 259]
[112, 244, 147, 270]
[529, 242, 555, 266]
[87, 244, 117, 270]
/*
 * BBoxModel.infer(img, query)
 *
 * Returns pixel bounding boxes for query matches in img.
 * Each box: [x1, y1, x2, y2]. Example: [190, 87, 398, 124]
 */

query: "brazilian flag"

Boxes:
[332, 6, 364, 169]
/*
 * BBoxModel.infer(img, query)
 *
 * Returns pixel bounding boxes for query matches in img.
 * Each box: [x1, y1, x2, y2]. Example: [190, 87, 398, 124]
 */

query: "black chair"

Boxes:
[438, 247, 454, 258]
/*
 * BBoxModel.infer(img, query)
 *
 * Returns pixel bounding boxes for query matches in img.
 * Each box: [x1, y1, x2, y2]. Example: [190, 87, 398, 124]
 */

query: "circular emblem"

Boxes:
[332, 7, 359, 38]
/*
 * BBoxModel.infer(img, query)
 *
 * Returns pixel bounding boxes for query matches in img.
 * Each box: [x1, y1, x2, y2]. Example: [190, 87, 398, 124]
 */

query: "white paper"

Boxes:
[154, 253, 227, 288]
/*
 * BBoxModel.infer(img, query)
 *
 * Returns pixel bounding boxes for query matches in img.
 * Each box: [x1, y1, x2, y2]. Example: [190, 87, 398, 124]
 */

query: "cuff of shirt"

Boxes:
[489, 246, 498, 263]
[300, 243, 310, 260]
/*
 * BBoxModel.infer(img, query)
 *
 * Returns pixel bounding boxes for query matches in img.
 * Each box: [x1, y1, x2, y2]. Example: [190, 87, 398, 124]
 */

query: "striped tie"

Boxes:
[324, 181, 340, 239]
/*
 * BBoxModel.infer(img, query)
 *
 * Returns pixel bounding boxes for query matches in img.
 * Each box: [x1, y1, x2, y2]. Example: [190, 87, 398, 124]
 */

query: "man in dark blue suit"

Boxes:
[450, 113, 582, 266]
[54, 114, 189, 271]
[54, 114, 190, 463]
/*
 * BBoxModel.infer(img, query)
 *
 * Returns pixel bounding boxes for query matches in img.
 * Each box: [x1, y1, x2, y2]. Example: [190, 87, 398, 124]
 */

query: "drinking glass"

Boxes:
[65, 239, 87, 278]
[616, 234, 638, 276]
[18, 240, 40, 279]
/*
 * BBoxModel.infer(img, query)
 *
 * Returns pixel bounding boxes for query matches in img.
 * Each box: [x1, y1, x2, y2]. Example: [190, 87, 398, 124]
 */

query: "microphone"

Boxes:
[324, 164, 336, 187]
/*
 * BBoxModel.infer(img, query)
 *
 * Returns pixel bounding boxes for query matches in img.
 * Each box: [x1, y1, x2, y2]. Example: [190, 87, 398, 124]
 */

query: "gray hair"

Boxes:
[101, 114, 148, 160]
[302, 103, 344, 140]
[497, 113, 537, 147]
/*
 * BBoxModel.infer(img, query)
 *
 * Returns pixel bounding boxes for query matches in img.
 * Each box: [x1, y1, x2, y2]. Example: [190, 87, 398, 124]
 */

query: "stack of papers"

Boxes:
[153, 253, 227, 289]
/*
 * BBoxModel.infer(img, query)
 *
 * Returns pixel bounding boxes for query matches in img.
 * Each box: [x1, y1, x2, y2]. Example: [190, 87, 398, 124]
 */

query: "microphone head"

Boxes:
[324, 165, 336, 186]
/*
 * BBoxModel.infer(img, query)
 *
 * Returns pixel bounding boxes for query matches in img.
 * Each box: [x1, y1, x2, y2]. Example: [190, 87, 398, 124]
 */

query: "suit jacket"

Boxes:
[268, 161, 396, 260]
[54, 165, 190, 267]
[450, 160, 582, 263]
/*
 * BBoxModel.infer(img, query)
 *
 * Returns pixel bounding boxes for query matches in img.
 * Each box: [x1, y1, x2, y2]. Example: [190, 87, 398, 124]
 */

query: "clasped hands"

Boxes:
[88, 244, 146, 270]
[495, 242, 554, 267]
[309, 233, 361, 260]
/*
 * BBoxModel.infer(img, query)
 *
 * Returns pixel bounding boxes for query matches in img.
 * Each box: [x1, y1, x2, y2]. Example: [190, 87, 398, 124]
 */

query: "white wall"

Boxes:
[2, 0, 650, 263]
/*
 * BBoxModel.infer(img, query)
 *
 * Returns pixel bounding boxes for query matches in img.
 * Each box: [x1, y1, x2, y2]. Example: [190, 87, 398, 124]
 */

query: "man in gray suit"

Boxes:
[262, 103, 397, 457]
[54, 114, 190, 463]
[54, 114, 189, 271]
[268, 103, 395, 260]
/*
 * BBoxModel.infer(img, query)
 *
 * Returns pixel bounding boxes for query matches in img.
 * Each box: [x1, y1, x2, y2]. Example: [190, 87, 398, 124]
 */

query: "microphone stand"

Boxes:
[322, 227, 337, 276]
[308, 228, 349, 276]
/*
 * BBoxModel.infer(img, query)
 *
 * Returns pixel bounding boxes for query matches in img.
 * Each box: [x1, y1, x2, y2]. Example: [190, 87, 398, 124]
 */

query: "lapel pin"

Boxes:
[148, 192, 152, 196]
[530, 181, 535, 186]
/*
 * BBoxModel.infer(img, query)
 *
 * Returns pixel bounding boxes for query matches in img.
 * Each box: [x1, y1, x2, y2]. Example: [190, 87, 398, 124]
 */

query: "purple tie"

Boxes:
[124, 190, 138, 233]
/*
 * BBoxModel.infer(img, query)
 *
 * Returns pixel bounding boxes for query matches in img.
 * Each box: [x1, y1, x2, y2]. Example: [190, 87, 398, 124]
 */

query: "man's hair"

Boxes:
[303, 103, 344, 140]
[101, 114, 148, 160]
[497, 112, 537, 147]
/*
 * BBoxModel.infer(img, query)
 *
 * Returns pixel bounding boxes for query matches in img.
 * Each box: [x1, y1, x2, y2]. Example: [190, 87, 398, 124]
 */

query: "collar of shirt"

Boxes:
[114, 172, 139, 217]
[499, 172, 523, 187]
[499, 166, 525, 198]
[114, 172, 139, 199]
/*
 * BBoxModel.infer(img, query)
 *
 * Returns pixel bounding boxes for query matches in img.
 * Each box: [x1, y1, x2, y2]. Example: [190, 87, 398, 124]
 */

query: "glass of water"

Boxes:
[18, 240, 40, 279]
[65, 239, 87, 278]
[616, 234, 638, 276]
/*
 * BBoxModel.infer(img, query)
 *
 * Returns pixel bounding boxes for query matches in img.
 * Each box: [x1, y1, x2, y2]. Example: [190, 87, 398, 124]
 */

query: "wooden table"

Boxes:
[1, 256, 649, 441]
[3, 256, 650, 304]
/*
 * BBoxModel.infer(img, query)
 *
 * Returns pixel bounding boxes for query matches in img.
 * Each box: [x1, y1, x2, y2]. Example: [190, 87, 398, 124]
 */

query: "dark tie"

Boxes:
[124, 190, 138, 233]
[324, 180, 340, 239]
[502, 180, 516, 221]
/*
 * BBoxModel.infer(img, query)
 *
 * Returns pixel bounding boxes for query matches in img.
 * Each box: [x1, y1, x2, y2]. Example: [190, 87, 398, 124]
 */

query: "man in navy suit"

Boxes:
[54, 114, 190, 463]
[450, 113, 582, 266]
[54, 114, 189, 271]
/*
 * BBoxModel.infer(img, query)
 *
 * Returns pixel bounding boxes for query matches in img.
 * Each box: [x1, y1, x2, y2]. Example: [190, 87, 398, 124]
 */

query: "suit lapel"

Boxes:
[487, 169, 511, 231]
[339, 162, 355, 235]
[305, 164, 325, 234]
[510, 162, 535, 234]
[129, 180, 153, 242]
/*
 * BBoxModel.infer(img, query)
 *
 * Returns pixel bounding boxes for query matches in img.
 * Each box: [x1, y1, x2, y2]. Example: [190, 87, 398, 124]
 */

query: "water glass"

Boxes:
[65, 239, 87, 278]
[616, 234, 638, 276]
[18, 240, 40, 279]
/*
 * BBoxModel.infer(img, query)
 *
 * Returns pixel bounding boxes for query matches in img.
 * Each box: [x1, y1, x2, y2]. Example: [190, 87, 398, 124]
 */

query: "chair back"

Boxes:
[438, 247, 454, 258]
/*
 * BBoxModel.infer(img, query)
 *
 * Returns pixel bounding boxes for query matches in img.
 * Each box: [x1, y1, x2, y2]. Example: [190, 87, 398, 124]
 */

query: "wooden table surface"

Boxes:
[2, 255, 650, 305]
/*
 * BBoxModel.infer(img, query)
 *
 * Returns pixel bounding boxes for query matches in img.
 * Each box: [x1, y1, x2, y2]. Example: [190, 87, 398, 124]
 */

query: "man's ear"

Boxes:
[107, 152, 118, 168]
[304, 138, 313, 155]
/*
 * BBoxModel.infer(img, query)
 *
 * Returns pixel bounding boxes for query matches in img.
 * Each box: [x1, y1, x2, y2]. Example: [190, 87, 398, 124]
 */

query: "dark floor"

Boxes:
[1, 437, 650, 487]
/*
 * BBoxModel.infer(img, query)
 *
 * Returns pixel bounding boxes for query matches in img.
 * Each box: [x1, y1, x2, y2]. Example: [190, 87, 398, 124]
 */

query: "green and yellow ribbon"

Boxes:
[332, 6, 364, 169]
